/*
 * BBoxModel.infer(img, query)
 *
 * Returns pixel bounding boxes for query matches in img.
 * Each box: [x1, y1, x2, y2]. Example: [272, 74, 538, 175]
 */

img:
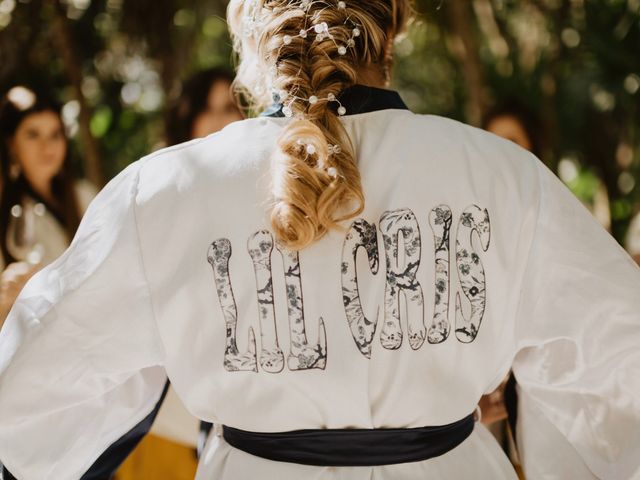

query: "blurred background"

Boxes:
[0, 1, 638, 478]
[0, 0, 639, 242]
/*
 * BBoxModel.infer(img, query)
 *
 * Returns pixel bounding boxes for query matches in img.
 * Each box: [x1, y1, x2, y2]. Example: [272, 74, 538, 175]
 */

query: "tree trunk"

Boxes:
[445, 0, 487, 126]
[51, 0, 105, 187]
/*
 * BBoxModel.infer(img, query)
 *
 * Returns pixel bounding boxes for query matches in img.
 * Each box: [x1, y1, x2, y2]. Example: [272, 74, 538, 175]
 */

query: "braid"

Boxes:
[228, 0, 414, 250]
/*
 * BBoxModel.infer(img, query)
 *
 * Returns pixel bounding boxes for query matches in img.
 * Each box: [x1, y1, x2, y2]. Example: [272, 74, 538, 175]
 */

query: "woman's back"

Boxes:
[1, 87, 639, 479]
[132, 90, 638, 477]
[139, 95, 533, 430]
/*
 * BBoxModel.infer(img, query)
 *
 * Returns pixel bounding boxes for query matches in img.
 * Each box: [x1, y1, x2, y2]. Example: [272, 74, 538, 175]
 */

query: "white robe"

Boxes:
[0, 108, 639, 480]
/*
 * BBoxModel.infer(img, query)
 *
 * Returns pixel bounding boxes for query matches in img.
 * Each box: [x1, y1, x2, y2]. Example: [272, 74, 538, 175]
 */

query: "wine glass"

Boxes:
[6, 201, 47, 265]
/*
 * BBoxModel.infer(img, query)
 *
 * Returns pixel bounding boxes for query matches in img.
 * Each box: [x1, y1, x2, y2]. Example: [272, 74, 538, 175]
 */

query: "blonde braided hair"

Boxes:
[228, 0, 413, 250]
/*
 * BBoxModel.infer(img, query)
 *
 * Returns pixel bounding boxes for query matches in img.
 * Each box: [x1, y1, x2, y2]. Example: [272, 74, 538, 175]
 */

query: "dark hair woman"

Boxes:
[166, 68, 243, 146]
[482, 100, 543, 159]
[1, 2, 639, 480]
[0, 86, 96, 328]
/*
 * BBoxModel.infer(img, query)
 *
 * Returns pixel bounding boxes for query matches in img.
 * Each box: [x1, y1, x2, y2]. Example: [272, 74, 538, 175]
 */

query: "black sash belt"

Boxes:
[222, 413, 475, 467]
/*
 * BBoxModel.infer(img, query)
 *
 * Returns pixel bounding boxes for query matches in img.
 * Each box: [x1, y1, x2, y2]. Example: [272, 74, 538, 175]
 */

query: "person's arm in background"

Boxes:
[0, 178, 100, 333]
[512, 157, 640, 479]
[0, 160, 168, 480]
[0, 263, 38, 330]
[624, 212, 640, 267]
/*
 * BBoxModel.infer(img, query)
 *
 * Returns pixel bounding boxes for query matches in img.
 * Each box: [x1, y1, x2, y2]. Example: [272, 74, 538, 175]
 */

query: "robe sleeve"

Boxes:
[512, 159, 640, 479]
[0, 160, 167, 480]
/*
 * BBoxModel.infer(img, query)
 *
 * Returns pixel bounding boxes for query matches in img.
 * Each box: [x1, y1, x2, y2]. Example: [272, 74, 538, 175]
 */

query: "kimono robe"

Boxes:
[0, 86, 638, 480]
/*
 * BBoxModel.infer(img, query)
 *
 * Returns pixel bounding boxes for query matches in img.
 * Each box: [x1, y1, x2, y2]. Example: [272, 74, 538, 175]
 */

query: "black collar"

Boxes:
[261, 84, 409, 118]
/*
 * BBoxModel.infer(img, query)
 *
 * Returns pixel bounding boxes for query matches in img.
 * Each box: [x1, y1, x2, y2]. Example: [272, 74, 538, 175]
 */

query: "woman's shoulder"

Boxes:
[408, 112, 527, 149]
[139, 117, 281, 176]
[355, 110, 541, 179]
[152, 117, 276, 158]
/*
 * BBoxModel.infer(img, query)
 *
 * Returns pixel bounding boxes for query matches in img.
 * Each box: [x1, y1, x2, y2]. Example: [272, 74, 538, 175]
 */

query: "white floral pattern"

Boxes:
[455, 205, 491, 343]
[276, 242, 327, 371]
[248, 231, 285, 373]
[207, 239, 258, 372]
[341, 219, 380, 358]
[428, 205, 453, 344]
[380, 209, 426, 350]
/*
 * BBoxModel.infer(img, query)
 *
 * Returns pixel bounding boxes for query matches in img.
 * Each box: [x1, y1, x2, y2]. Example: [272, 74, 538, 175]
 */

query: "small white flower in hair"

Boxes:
[338, 1, 346, 9]
[296, 139, 318, 156]
[314, 22, 329, 34]
[327, 167, 338, 178]
[278, 92, 346, 118]
[328, 144, 342, 156]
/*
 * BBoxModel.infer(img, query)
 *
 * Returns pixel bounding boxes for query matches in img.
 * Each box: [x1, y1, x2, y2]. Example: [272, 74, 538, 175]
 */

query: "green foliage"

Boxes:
[0, 0, 639, 242]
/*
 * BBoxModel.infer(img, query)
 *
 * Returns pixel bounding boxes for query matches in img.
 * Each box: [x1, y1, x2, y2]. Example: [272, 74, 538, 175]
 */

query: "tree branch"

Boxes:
[445, 0, 487, 125]
[51, 0, 105, 187]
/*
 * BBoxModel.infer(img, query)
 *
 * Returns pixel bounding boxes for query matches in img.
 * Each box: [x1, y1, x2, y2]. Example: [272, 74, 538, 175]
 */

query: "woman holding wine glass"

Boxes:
[0, 85, 96, 329]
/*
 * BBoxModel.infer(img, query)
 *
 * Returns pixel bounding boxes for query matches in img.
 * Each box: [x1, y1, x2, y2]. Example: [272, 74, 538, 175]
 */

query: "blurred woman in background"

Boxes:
[166, 67, 244, 146]
[626, 211, 640, 266]
[0, 86, 96, 329]
[483, 102, 611, 231]
[115, 67, 243, 480]
[482, 101, 542, 159]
